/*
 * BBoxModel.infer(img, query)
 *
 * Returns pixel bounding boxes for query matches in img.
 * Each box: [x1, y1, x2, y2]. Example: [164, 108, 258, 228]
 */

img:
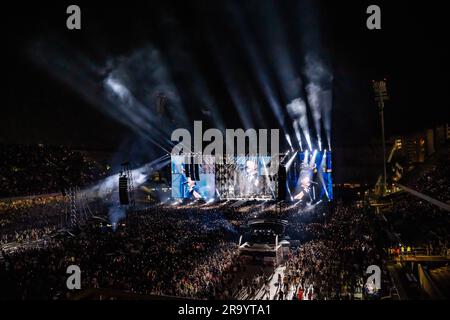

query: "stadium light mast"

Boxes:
[372, 79, 389, 195]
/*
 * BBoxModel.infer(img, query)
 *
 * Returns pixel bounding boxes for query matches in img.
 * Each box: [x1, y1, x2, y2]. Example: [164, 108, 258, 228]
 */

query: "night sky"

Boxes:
[2, 0, 449, 152]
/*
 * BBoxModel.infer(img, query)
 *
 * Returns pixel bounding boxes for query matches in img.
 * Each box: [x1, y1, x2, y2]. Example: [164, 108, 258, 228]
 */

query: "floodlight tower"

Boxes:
[372, 79, 389, 195]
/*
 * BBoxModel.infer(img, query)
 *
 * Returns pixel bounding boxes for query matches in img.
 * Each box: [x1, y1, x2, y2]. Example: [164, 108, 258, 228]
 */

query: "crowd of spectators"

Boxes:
[283, 203, 390, 300]
[384, 195, 449, 252]
[0, 144, 107, 197]
[0, 204, 241, 299]
[384, 155, 450, 252]
[1, 143, 447, 300]
[0, 196, 64, 246]
[410, 157, 450, 204]
[0, 197, 393, 300]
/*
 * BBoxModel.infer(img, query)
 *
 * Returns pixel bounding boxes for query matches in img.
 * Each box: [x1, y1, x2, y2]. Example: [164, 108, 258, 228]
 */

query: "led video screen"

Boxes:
[171, 152, 332, 202]
[217, 156, 276, 200]
[287, 150, 333, 202]
[171, 155, 215, 200]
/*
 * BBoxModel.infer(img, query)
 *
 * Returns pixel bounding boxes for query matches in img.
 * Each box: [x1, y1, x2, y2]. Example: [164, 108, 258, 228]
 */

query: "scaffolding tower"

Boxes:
[63, 187, 92, 229]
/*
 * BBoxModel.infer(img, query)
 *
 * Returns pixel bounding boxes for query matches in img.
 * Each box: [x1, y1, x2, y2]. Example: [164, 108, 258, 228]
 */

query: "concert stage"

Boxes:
[170, 151, 333, 203]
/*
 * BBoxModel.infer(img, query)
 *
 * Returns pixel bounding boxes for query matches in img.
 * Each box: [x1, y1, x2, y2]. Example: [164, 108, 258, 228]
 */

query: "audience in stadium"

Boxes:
[0, 196, 64, 246]
[0, 144, 107, 197]
[411, 158, 450, 203]
[382, 156, 450, 252]
[1, 198, 388, 300]
[1, 205, 241, 299]
[0, 148, 448, 300]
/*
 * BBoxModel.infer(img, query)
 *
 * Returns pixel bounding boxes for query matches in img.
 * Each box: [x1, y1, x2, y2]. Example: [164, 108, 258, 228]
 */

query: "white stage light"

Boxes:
[285, 151, 298, 171]
[285, 134, 294, 152]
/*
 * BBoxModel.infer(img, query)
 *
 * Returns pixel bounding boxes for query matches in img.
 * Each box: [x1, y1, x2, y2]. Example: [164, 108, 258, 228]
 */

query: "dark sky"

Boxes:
[2, 0, 449, 151]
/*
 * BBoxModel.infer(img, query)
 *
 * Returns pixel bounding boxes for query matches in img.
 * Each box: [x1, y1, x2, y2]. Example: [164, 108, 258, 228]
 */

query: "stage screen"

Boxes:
[218, 156, 276, 200]
[171, 152, 332, 202]
[286, 150, 333, 202]
[171, 155, 215, 200]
